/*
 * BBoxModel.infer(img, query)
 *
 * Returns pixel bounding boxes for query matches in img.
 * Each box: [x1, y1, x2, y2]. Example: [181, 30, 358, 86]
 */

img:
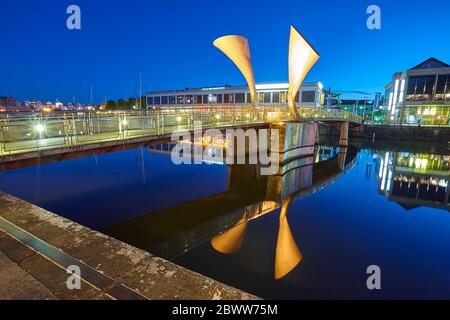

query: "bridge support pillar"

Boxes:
[338, 122, 349, 147]
[315, 122, 320, 145]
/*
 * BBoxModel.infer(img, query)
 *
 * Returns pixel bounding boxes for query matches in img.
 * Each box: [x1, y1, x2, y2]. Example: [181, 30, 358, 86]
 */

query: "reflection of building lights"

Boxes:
[215, 114, 221, 120]
[122, 119, 128, 126]
[386, 170, 393, 192]
[380, 152, 390, 191]
[176, 116, 182, 122]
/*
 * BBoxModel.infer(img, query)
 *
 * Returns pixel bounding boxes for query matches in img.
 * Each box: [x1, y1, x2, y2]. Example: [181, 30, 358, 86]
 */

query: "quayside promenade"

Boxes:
[0, 192, 257, 300]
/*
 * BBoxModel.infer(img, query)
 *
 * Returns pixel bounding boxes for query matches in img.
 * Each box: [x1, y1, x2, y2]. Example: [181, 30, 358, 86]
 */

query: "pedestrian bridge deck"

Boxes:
[0, 106, 362, 161]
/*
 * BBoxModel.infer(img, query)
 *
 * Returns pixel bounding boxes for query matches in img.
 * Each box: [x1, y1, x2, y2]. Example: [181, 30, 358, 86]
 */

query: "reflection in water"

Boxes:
[376, 151, 449, 210]
[210, 196, 303, 280]
[106, 123, 357, 280]
[211, 213, 248, 254]
[0, 122, 449, 298]
[274, 196, 302, 280]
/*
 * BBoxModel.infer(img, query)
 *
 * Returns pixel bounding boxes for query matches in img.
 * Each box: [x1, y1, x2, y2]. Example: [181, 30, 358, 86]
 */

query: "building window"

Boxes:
[177, 96, 184, 104]
[406, 75, 436, 101]
[280, 91, 287, 103]
[185, 95, 193, 104]
[301, 91, 315, 103]
[258, 92, 265, 103]
[154, 96, 161, 105]
[246, 93, 251, 103]
[169, 96, 176, 105]
[208, 94, 217, 103]
[203, 95, 208, 104]
[235, 93, 245, 103]
[435, 74, 450, 101]
[217, 94, 223, 103]
[147, 97, 153, 105]
[263, 92, 271, 103]
[161, 96, 168, 105]
[272, 92, 280, 103]
[195, 95, 202, 104]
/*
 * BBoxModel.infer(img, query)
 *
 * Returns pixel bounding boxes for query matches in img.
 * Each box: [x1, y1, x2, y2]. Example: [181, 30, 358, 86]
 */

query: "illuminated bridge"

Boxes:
[0, 25, 363, 163]
[0, 106, 361, 163]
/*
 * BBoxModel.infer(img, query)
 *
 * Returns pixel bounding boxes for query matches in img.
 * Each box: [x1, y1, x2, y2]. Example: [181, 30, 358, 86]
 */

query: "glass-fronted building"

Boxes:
[147, 82, 325, 108]
[383, 57, 450, 126]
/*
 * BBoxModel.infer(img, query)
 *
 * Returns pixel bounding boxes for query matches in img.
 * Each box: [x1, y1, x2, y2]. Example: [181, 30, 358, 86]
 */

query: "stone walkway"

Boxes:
[0, 192, 257, 300]
[0, 229, 111, 300]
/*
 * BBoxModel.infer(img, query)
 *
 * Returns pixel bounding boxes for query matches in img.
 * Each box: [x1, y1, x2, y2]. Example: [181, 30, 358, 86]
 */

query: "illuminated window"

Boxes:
[208, 94, 217, 103]
[280, 91, 287, 103]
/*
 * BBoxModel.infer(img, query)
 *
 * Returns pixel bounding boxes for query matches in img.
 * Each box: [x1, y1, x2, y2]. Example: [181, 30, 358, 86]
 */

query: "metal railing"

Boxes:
[0, 106, 362, 157]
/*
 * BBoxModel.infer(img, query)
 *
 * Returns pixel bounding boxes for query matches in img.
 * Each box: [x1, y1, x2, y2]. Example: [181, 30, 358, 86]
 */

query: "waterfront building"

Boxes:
[383, 57, 450, 126]
[147, 82, 325, 108]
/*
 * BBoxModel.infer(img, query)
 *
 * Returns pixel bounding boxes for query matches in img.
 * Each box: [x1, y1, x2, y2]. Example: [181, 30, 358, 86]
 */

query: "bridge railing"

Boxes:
[0, 106, 361, 157]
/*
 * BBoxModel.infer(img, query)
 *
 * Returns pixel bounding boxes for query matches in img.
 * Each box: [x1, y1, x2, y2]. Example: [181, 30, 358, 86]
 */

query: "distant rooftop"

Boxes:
[147, 82, 321, 95]
[410, 57, 449, 70]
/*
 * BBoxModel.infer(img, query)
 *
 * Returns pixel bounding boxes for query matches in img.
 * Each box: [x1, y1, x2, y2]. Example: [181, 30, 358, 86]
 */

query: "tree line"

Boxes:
[102, 96, 147, 109]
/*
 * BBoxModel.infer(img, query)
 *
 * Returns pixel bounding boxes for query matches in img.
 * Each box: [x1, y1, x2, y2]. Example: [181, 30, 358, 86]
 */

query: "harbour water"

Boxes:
[0, 137, 448, 299]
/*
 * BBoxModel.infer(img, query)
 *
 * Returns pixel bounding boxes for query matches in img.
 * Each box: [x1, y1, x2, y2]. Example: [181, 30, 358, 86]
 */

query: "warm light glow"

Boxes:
[275, 197, 302, 280]
[34, 124, 45, 133]
[213, 35, 256, 106]
[211, 214, 248, 254]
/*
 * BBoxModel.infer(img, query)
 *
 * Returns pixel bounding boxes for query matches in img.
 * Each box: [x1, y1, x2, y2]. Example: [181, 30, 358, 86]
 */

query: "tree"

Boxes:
[106, 100, 117, 109]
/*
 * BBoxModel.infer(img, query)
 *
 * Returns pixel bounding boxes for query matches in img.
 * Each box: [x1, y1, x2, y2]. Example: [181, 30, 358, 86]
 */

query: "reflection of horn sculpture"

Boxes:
[213, 36, 256, 106]
[275, 197, 302, 280]
[211, 214, 248, 254]
[287, 26, 320, 120]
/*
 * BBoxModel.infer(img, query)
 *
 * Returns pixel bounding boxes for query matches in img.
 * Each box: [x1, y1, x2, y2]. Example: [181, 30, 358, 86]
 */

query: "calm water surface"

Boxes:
[0, 141, 449, 299]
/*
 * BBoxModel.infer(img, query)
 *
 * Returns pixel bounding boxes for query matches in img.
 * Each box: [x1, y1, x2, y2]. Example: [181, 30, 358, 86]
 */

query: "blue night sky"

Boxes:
[1, 0, 449, 103]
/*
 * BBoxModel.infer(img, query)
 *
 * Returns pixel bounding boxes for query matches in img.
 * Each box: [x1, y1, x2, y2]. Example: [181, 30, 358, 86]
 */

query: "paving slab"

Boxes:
[0, 252, 56, 300]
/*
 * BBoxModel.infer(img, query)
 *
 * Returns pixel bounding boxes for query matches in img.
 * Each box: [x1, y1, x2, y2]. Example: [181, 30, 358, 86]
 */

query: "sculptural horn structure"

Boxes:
[287, 26, 320, 120]
[213, 35, 256, 107]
